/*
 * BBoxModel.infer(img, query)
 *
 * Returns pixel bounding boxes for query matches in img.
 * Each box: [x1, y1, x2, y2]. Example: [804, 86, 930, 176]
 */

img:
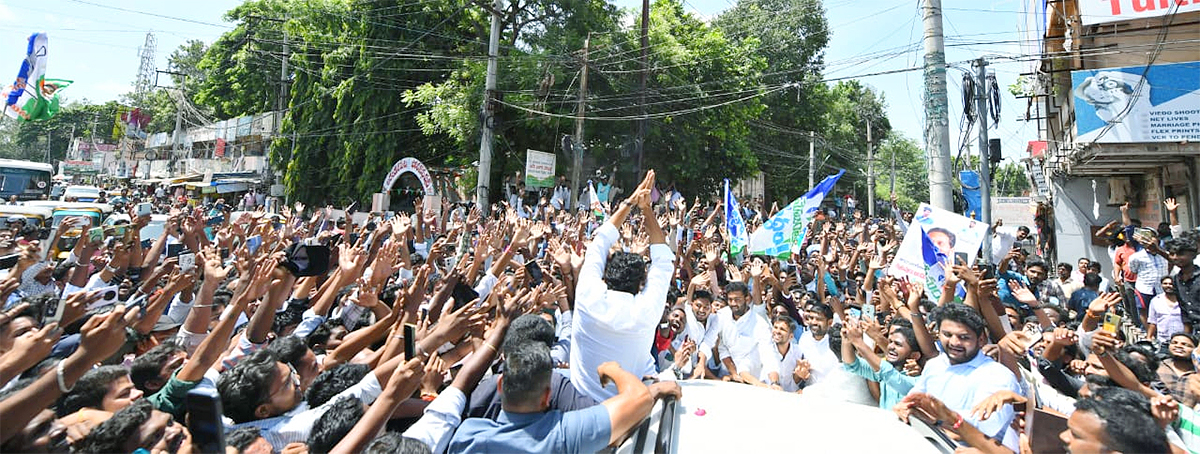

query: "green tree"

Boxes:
[994, 161, 1031, 197]
[9, 101, 124, 163]
[872, 132, 928, 211]
[817, 80, 890, 202]
[715, 0, 829, 202]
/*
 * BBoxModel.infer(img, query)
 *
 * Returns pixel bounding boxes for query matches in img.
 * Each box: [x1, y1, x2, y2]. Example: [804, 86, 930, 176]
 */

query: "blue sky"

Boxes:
[0, 0, 1037, 162]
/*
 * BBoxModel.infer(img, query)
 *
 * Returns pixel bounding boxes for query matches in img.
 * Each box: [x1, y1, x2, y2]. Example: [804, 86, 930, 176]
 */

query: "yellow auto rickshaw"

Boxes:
[48, 203, 113, 259]
[0, 205, 53, 238]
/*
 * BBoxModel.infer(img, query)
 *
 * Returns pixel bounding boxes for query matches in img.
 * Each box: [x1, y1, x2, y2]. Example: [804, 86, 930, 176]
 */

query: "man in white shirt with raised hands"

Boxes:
[571, 170, 676, 401]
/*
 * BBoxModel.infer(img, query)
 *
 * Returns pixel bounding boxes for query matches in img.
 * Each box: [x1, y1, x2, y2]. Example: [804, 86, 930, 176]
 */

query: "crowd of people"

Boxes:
[0, 168, 1198, 453]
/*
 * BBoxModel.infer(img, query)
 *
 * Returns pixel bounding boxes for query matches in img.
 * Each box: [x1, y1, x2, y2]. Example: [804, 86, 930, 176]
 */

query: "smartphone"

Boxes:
[246, 235, 263, 255]
[954, 252, 970, 266]
[1102, 312, 1122, 333]
[403, 324, 417, 359]
[862, 303, 876, 321]
[86, 227, 104, 243]
[205, 214, 225, 226]
[41, 296, 64, 325]
[166, 243, 186, 258]
[524, 260, 544, 288]
[125, 294, 149, 317]
[105, 225, 129, 239]
[186, 388, 226, 454]
[452, 281, 480, 311]
[848, 307, 862, 320]
[979, 263, 996, 280]
[136, 202, 153, 217]
[0, 253, 18, 270]
[87, 285, 121, 311]
[179, 253, 196, 272]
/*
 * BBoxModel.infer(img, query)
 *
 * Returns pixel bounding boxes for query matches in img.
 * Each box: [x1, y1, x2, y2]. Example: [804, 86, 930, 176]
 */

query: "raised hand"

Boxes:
[1086, 292, 1123, 315]
[1165, 197, 1179, 213]
[970, 390, 1026, 421]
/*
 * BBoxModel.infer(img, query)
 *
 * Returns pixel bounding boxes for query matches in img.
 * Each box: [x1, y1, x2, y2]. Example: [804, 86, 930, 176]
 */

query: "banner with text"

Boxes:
[1080, 0, 1200, 26]
[524, 149, 556, 188]
[1072, 61, 1200, 143]
[888, 204, 989, 294]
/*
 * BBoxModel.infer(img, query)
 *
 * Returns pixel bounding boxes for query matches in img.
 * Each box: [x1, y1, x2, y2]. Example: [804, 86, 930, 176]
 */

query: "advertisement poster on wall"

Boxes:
[1072, 61, 1200, 144]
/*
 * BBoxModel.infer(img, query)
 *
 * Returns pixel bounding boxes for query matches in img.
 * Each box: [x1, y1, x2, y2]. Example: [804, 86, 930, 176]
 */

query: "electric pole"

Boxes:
[476, 0, 503, 213]
[890, 142, 897, 195]
[866, 117, 875, 217]
[922, 0, 954, 211]
[974, 58, 993, 263]
[808, 131, 815, 190]
[635, 0, 649, 176]
[572, 33, 590, 212]
[279, 21, 289, 128]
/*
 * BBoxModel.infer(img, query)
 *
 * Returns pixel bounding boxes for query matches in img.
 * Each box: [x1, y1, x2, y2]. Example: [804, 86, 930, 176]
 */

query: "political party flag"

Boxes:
[3, 33, 70, 122]
[724, 179, 749, 254]
[748, 170, 844, 258]
[588, 181, 604, 219]
[920, 226, 950, 302]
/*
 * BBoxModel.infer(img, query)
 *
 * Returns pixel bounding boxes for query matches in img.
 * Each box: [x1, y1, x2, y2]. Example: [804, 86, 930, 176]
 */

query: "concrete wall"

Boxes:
[1052, 176, 1121, 266]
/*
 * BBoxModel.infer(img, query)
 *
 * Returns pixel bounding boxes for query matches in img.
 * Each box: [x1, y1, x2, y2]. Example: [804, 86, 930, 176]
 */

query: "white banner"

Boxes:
[888, 204, 990, 285]
[992, 197, 1036, 228]
[524, 149, 556, 188]
[1079, 0, 1200, 26]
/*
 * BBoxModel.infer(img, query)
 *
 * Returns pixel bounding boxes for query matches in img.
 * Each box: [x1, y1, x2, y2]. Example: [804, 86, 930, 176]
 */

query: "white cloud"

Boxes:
[0, 3, 16, 23]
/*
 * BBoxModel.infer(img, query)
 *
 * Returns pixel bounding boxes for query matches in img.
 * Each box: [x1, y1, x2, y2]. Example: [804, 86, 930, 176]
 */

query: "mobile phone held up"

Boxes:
[524, 260, 544, 288]
[186, 388, 226, 454]
[1102, 312, 1122, 334]
[403, 324, 417, 360]
[452, 281, 479, 311]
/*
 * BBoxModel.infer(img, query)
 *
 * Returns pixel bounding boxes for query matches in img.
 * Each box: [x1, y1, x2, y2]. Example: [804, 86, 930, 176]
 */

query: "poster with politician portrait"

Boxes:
[888, 203, 990, 286]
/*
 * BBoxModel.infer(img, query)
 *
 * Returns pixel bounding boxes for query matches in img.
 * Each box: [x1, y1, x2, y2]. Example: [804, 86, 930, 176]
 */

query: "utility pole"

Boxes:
[974, 58, 994, 263]
[279, 21, 289, 127]
[808, 131, 815, 189]
[635, 0, 649, 176]
[890, 142, 897, 195]
[866, 117, 875, 217]
[922, 0, 954, 211]
[572, 33, 590, 212]
[476, 0, 503, 213]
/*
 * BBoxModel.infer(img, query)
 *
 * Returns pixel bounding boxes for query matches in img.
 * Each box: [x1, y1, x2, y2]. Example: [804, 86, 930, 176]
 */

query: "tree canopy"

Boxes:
[2, 0, 947, 209]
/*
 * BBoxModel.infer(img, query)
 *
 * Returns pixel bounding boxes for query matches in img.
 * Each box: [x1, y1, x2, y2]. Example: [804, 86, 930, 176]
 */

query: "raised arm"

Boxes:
[597, 361, 654, 446]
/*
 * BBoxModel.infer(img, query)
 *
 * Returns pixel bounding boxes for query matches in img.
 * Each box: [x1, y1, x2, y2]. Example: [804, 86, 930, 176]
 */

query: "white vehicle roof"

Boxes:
[0, 159, 54, 172]
[618, 380, 951, 454]
[64, 185, 102, 194]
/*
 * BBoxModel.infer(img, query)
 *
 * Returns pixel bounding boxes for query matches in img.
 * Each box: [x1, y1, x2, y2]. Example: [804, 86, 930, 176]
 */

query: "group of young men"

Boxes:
[0, 168, 1198, 453]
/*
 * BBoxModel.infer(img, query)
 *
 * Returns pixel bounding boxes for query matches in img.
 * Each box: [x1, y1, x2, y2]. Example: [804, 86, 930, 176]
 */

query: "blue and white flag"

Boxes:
[724, 179, 749, 254]
[748, 170, 845, 258]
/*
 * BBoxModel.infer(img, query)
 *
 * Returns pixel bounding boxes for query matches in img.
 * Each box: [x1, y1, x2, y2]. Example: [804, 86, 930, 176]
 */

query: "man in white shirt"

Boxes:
[679, 289, 720, 379]
[750, 316, 803, 392]
[716, 281, 772, 382]
[570, 170, 675, 402]
[797, 302, 839, 385]
[900, 303, 1023, 452]
[551, 176, 571, 211]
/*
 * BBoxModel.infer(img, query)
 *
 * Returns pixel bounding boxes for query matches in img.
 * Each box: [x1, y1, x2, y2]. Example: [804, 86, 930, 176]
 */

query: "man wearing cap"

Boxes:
[5, 215, 25, 236]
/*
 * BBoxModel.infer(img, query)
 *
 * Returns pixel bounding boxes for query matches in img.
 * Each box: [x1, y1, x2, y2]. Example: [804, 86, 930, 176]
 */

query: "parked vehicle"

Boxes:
[617, 380, 955, 454]
[61, 185, 103, 202]
[0, 159, 53, 201]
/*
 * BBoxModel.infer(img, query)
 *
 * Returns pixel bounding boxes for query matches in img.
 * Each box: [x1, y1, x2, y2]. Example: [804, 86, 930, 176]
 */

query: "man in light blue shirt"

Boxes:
[841, 320, 922, 410]
[907, 304, 1023, 452]
[450, 342, 674, 454]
